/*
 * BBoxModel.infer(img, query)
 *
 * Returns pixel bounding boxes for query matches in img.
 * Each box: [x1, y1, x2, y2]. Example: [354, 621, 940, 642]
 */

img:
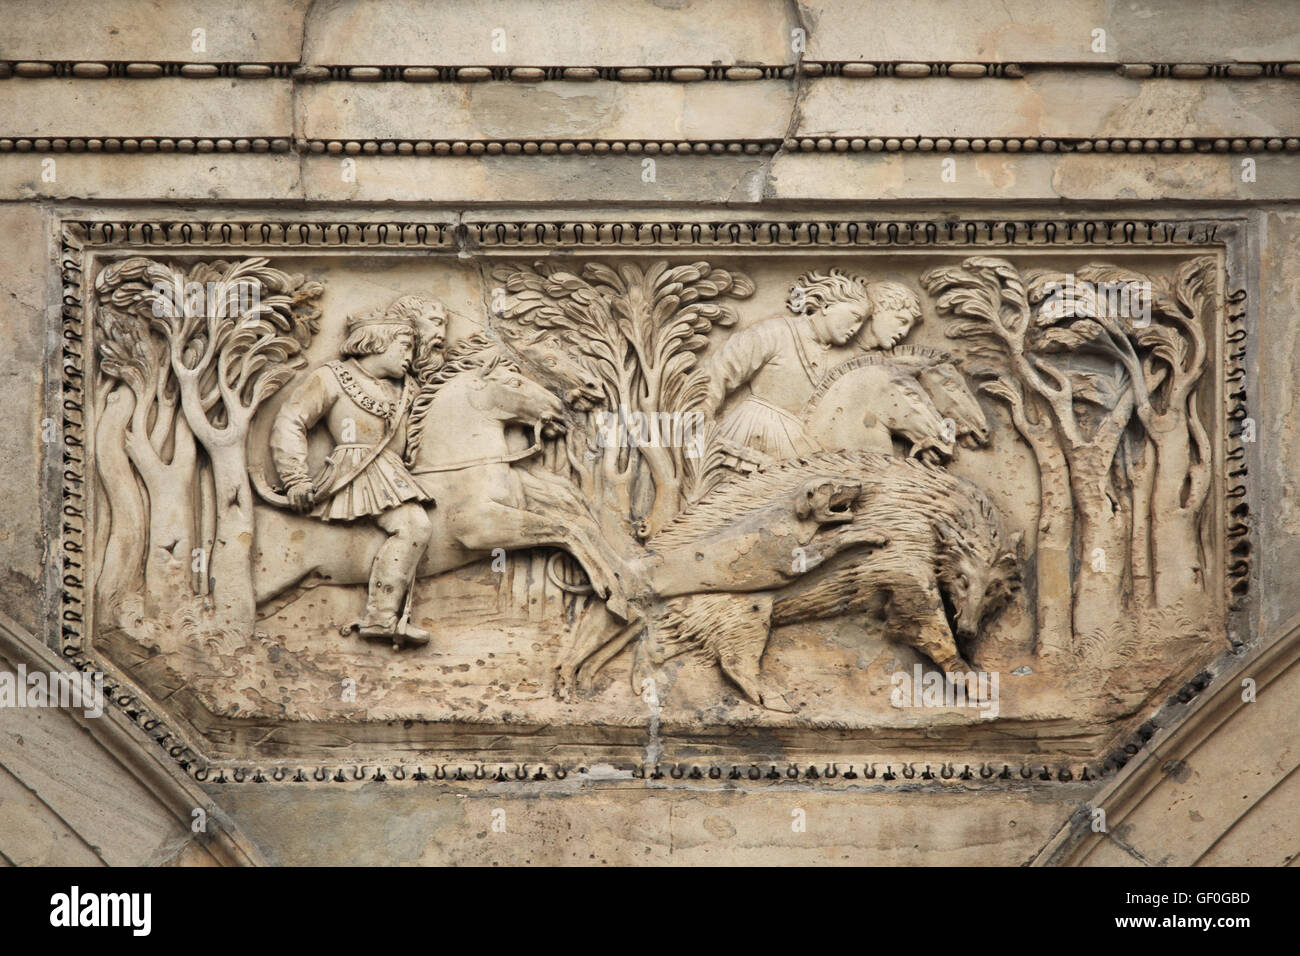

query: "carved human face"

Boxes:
[862, 307, 916, 350]
[415, 305, 447, 348]
[373, 330, 414, 378]
[816, 300, 869, 346]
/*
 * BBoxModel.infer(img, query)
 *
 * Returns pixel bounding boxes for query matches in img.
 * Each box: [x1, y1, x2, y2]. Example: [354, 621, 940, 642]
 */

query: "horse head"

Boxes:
[497, 325, 604, 410]
[917, 362, 991, 449]
[467, 353, 566, 429]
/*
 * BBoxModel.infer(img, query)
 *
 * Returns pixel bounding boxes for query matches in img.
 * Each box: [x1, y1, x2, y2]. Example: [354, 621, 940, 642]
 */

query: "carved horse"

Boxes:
[250, 333, 636, 624]
[801, 346, 990, 463]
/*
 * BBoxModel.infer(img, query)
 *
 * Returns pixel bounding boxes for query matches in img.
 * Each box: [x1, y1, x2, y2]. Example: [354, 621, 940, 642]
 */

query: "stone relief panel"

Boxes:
[53, 217, 1250, 777]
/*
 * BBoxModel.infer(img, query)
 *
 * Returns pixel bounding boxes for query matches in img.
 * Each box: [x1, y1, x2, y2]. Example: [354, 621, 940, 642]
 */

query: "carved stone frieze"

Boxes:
[50, 214, 1252, 782]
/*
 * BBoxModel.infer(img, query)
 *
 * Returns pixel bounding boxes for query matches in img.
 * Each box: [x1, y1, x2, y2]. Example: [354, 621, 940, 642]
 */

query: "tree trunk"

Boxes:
[637, 441, 679, 537]
[95, 385, 146, 618]
[142, 472, 196, 610]
[1129, 438, 1156, 612]
[991, 384, 1073, 658]
[1033, 450, 1074, 658]
[197, 460, 216, 596]
[207, 445, 257, 631]
[598, 440, 633, 540]
[129, 415, 197, 612]
[1069, 462, 1129, 640]
[1147, 416, 1203, 606]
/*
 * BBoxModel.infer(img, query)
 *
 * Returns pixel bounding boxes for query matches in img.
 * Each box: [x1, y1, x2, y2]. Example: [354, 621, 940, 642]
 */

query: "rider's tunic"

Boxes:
[269, 360, 430, 521]
[701, 316, 838, 469]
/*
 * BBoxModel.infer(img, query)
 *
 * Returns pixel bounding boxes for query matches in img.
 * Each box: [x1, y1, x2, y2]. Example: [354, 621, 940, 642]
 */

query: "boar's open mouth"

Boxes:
[940, 587, 965, 642]
[824, 482, 860, 521]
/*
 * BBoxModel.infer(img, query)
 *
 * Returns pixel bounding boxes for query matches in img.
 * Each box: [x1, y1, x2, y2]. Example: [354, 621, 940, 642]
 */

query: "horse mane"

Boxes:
[406, 332, 514, 466]
[802, 345, 954, 413]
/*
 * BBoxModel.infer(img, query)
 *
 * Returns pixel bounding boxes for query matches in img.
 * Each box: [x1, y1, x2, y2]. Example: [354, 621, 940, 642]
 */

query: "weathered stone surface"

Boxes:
[0, 78, 292, 139]
[299, 155, 771, 203]
[0, 155, 303, 201]
[1257, 210, 1300, 633]
[300, 79, 795, 142]
[0, 205, 47, 634]
[797, 76, 1300, 140]
[213, 783, 1078, 865]
[303, 0, 797, 67]
[768, 154, 1300, 201]
[0, 0, 309, 62]
[799, 0, 1300, 63]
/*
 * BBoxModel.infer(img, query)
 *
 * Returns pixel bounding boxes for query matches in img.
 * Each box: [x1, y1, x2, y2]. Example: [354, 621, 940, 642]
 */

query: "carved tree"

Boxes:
[922, 256, 1215, 656]
[96, 305, 196, 612]
[1049, 260, 1215, 607]
[95, 257, 322, 631]
[491, 260, 753, 537]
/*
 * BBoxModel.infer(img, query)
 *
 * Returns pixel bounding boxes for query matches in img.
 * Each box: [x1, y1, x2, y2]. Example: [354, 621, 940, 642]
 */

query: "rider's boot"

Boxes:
[357, 535, 432, 648]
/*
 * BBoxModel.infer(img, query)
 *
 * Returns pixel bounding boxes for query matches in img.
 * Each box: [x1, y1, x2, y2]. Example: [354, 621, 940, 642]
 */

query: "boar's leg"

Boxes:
[704, 595, 787, 710]
[883, 577, 971, 673]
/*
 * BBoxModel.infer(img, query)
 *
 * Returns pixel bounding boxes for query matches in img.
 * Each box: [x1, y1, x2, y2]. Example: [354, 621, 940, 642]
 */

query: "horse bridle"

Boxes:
[408, 422, 546, 474]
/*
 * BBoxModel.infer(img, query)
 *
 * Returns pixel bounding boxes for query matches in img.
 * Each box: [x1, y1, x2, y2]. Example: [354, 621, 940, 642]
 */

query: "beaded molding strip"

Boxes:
[57, 635, 1217, 788]
[5, 136, 1297, 156]
[3, 60, 1300, 81]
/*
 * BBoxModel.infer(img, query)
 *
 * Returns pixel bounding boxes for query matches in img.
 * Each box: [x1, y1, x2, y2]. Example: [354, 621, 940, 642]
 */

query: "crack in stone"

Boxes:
[752, 0, 811, 201]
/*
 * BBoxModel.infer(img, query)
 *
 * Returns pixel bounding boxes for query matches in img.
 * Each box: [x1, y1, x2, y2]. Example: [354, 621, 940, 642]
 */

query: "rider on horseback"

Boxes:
[268, 295, 447, 648]
[693, 272, 919, 486]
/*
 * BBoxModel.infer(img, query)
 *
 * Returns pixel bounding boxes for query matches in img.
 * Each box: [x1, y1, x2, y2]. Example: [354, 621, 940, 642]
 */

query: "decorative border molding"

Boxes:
[8, 136, 1294, 158]
[299, 138, 780, 156]
[51, 213, 1255, 787]
[1, 137, 294, 154]
[4, 60, 1299, 82]
[53, 634, 1221, 789]
[57, 224, 88, 657]
[56, 216, 1236, 249]
[781, 136, 1300, 154]
[0, 61, 293, 78]
[1033, 620, 1299, 865]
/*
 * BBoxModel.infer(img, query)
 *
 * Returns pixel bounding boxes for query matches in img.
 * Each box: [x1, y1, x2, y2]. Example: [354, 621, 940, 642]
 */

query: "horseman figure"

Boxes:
[268, 294, 447, 647]
[695, 270, 935, 497]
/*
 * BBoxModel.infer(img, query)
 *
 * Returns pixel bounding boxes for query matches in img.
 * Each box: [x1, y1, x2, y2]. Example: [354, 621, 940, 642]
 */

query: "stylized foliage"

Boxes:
[491, 259, 753, 537]
[94, 256, 322, 631]
[923, 255, 1216, 659]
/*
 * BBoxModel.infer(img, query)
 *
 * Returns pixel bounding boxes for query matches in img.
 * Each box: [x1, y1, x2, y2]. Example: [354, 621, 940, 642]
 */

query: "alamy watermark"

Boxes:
[1040, 274, 1152, 328]
[0, 664, 104, 718]
[891, 664, 1000, 719]
[150, 280, 261, 320]
[592, 406, 705, 458]
[50, 886, 151, 936]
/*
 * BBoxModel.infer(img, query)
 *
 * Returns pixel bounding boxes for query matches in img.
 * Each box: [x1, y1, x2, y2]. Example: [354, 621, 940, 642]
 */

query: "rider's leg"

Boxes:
[359, 504, 434, 646]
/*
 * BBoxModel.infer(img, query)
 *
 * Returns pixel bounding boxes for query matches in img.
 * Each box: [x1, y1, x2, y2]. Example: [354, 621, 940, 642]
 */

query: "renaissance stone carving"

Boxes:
[63, 218, 1242, 773]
